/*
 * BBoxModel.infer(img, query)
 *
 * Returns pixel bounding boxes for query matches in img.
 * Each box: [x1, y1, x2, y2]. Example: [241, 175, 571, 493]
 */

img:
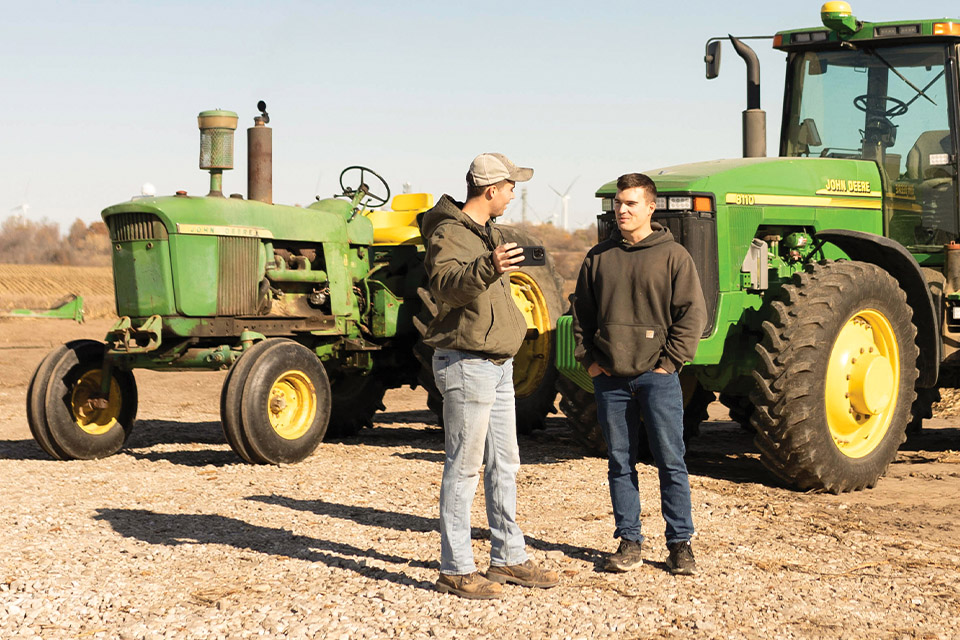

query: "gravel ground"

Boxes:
[2, 319, 959, 639]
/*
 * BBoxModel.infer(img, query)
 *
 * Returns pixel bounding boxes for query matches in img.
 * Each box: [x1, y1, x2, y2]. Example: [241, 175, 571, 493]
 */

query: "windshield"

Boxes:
[783, 44, 957, 249]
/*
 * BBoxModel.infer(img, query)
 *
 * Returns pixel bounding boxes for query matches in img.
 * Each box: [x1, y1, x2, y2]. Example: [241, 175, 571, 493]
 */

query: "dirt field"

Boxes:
[0, 264, 115, 318]
[2, 316, 959, 639]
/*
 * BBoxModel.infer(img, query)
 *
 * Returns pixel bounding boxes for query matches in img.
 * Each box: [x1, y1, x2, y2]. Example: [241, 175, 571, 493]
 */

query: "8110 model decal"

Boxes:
[725, 191, 882, 210]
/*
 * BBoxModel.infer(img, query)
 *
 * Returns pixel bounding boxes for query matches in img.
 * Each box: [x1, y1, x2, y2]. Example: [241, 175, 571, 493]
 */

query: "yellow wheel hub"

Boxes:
[824, 309, 900, 458]
[267, 371, 317, 440]
[510, 272, 551, 397]
[70, 370, 121, 435]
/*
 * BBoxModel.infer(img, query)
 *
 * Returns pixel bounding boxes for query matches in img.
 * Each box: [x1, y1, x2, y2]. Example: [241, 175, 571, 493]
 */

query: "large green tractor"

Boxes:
[26, 103, 564, 464]
[556, 2, 960, 492]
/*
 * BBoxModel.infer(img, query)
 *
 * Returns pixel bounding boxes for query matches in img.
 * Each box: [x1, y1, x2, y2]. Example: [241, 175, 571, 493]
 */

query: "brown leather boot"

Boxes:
[435, 572, 504, 599]
[486, 560, 559, 588]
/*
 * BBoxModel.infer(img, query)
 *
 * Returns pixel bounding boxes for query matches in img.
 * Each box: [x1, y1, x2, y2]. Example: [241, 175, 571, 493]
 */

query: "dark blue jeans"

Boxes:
[593, 371, 694, 546]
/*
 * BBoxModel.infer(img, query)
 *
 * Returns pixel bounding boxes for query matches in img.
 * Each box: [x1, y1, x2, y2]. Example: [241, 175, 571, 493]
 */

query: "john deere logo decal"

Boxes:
[176, 224, 273, 238]
[816, 178, 880, 197]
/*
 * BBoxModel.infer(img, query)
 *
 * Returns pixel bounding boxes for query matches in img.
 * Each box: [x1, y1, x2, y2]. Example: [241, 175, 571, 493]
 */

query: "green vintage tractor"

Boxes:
[556, 2, 960, 492]
[26, 103, 564, 463]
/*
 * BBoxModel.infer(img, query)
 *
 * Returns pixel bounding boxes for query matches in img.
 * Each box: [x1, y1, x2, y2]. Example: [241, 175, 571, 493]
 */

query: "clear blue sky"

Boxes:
[2, 0, 957, 231]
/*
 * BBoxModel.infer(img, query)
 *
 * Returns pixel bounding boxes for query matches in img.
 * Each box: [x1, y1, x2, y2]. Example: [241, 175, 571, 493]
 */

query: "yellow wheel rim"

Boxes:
[824, 309, 900, 458]
[70, 370, 121, 435]
[510, 272, 551, 398]
[267, 370, 317, 440]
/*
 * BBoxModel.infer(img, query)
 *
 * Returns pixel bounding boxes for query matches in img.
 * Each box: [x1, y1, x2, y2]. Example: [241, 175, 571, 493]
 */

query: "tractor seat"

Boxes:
[368, 193, 434, 245]
[906, 130, 952, 181]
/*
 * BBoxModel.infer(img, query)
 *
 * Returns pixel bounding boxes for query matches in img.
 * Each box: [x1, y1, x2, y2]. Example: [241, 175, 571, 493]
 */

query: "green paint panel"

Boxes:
[555, 316, 593, 392]
[112, 240, 177, 317]
[169, 234, 220, 316]
[371, 285, 401, 337]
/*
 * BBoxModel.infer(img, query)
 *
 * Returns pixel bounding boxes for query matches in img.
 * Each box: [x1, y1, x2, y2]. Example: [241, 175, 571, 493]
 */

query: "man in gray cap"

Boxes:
[420, 153, 559, 599]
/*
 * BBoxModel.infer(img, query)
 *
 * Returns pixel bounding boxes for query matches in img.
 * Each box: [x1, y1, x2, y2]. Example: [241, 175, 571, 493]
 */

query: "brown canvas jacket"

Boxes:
[420, 195, 526, 361]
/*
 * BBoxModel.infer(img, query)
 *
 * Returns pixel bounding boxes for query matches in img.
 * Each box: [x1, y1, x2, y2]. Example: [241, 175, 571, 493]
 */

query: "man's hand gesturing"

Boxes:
[493, 242, 525, 274]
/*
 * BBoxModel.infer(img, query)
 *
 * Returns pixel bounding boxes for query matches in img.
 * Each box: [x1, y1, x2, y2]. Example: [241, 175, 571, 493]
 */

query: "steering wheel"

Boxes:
[339, 166, 390, 208]
[853, 94, 908, 118]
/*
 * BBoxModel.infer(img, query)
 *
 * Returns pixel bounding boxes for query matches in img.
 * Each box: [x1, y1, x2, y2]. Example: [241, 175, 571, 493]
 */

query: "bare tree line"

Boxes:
[0, 215, 596, 274]
[0, 216, 111, 266]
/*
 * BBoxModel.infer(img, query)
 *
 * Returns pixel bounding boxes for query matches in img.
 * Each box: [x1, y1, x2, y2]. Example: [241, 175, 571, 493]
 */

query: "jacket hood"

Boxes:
[611, 222, 675, 250]
[420, 194, 485, 241]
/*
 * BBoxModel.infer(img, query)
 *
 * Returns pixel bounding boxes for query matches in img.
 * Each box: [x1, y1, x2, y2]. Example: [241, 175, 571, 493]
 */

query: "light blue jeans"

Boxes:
[433, 348, 528, 575]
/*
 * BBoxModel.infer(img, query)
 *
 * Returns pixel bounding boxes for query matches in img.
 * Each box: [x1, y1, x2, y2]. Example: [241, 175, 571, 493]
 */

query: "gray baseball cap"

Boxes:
[467, 153, 534, 187]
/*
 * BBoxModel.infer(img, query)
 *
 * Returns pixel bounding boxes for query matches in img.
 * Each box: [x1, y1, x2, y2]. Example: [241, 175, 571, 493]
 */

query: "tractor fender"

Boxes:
[816, 229, 939, 387]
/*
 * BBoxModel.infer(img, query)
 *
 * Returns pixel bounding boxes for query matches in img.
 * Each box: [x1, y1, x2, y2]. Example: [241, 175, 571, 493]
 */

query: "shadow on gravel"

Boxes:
[374, 409, 439, 427]
[118, 420, 242, 467]
[93, 508, 438, 591]
[683, 422, 774, 486]
[124, 448, 242, 467]
[0, 438, 51, 460]
[248, 495, 605, 566]
[331, 425, 444, 452]
[904, 424, 960, 453]
[391, 450, 445, 463]
[126, 420, 226, 447]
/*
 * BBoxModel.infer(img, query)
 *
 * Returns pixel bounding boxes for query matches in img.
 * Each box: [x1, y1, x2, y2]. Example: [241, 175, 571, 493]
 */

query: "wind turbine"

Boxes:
[10, 181, 30, 216]
[548, 177, 578, 230]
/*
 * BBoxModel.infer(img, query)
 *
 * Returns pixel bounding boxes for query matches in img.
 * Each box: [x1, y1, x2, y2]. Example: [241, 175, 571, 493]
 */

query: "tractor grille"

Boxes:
[108, 213, 168, 242]
[217, 236, 259, 315]
[654, 211, 719, 337]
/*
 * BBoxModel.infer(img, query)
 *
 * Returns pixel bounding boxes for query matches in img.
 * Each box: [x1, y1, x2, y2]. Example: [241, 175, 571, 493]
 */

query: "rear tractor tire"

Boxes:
[220, 339, 331, 464]
[325, 374, 387, 438]
[751, 261, 919, 493]
[26, 340, 138, 460]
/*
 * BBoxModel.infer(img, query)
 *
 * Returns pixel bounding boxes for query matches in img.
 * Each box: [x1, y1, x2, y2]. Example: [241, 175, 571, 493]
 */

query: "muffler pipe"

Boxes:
[730, 35, 766, 158]
[248, 101, 272, 204]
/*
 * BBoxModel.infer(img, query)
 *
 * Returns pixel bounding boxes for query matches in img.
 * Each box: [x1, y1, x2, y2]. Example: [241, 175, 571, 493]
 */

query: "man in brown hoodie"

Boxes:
[572, 172, 707, 575]
[422, 153, 559, 599]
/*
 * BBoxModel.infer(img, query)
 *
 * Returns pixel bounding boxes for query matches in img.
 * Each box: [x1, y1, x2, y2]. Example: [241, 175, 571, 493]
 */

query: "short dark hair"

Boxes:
[466, 176, 512, 201]
[616, 173, 657, 203]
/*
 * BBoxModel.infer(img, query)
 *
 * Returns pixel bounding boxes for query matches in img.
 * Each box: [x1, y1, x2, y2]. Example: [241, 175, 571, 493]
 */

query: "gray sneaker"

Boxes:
[604, 539, 643, 572]
[666, 541, 697, 575]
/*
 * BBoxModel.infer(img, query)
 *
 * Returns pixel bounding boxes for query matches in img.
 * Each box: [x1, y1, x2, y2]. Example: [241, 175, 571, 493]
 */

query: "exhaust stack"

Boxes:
[729, 36, 766, 158]
[248, 101, 272, 204]
[198, 109, 238, 197]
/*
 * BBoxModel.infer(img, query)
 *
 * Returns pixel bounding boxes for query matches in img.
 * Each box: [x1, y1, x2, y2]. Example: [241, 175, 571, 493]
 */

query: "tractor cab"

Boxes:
[776, 5, 960, 252]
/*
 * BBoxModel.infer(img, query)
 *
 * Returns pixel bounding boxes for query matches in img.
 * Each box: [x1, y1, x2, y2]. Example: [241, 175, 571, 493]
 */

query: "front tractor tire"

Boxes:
[220, 339, 331, 464]
[26, 340, 138, 460]
[751, 261, 919, 493]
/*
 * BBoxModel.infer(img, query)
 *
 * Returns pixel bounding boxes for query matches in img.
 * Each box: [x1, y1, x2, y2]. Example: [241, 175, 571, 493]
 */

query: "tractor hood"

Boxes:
[596, 157, 883, 205]
[102, 195, 373, 246]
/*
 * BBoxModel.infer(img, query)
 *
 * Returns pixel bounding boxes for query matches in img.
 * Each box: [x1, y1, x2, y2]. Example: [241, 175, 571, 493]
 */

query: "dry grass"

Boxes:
[0, 264, 115, 318]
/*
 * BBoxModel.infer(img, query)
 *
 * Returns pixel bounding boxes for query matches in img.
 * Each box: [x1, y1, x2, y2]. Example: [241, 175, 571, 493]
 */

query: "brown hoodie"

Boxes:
[572, 223, 707, 376]
[420, 195, 526, 361]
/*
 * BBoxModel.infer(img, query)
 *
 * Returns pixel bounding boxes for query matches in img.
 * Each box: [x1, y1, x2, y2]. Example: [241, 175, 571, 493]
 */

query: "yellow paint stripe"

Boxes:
[725, 193, 882, 210]
[814, 189, 883, 198]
